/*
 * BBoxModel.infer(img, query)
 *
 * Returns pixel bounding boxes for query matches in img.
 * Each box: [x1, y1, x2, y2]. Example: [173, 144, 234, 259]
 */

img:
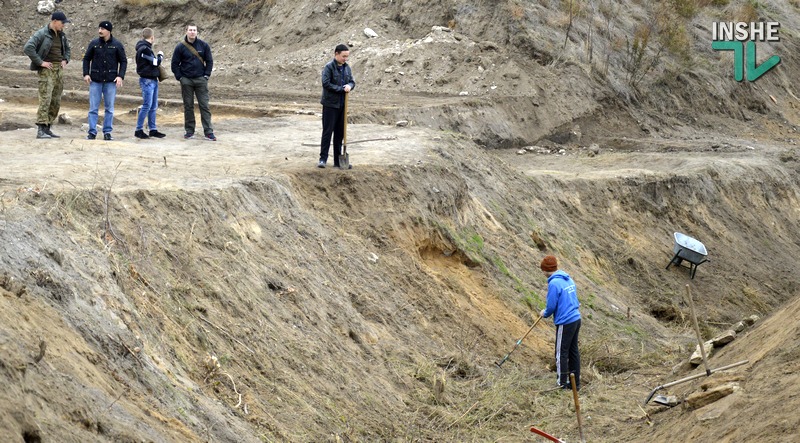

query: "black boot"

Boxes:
[44, 124, 60, 138]
[36, 124, 51, 139]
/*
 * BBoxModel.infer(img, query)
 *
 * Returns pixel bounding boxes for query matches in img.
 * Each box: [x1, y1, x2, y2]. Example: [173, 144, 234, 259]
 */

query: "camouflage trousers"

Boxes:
[36, 66, 63, 125]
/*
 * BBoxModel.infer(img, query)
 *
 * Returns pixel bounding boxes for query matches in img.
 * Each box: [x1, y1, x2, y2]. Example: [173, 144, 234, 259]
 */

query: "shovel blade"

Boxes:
[653, 394, 679, 407]
[339, 144, 350, 169]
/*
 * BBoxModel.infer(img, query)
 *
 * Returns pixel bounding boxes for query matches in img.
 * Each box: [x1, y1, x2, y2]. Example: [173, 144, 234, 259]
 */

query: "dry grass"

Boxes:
[507, 2, 525, 21]
[560, 0, 585, 17]
[737, 2, 760, 23]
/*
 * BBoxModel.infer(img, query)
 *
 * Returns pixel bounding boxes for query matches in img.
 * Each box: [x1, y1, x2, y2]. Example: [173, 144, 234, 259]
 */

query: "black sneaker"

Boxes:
[86, 133, 96, 140]
[149, 129, 166, 138]
[134, 130, 150, 139]
[184, 132, 194, 139]
[103, 133, 113, 141]
[204, 133, 217, 141]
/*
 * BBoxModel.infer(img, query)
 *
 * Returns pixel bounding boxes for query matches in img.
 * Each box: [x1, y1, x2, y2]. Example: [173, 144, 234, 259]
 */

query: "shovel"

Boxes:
[643, 359, 749, 405]
[339, 92, 350, 170]
[685, 284, 711, 376]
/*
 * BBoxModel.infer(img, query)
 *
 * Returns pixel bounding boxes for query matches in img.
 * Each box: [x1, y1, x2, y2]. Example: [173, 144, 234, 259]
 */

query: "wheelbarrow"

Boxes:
[665, 232, 708, 279]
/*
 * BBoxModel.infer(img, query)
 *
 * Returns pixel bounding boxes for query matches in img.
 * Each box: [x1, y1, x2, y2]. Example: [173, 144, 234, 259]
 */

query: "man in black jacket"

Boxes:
[171, 24, 215, 141]
[318, 44, 355, 169]
[134, 27, 165, 139]
[82, 21, 127, 140]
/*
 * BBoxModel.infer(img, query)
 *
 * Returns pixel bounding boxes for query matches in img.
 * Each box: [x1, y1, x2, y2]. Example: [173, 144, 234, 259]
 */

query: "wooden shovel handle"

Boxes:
[571, 373, 586, 443]
[343, 92, 349, 145]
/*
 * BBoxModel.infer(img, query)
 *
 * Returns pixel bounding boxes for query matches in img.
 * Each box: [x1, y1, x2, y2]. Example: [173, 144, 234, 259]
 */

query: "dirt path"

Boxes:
[494, 142, 782, 180]
[4, 86, 793, 196]
[0, 93, 442, 193]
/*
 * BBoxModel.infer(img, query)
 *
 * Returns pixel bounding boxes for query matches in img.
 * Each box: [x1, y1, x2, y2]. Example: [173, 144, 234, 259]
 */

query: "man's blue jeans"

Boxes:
[136, 78, 159, 131]
[87, 81, 117, 136]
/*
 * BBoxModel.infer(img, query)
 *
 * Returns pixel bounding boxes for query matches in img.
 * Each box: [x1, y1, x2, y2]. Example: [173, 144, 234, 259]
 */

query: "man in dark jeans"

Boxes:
[318, 44, 355, 169]
[171, 24, 215, 141]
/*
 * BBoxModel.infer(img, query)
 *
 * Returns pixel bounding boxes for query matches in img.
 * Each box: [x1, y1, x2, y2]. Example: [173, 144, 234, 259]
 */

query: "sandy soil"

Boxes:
[0, 91, 437, 192]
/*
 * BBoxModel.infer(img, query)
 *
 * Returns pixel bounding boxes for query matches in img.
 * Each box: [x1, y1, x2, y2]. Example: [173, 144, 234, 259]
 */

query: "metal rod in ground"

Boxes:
[685, 284, 711, 376]
[530, 425, 566, 443]
[643, 359, 749, 405]
[570, 373, 586, 443]
[494, 315, 542, 368]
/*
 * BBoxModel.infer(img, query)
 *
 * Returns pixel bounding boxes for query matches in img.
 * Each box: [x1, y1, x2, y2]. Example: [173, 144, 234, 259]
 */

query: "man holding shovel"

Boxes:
[540, 255, 582, 390]
[318, 44, 355, 169]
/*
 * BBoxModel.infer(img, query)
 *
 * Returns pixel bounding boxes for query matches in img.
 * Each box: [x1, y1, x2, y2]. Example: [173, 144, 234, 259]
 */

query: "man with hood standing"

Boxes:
[23, 11, 72, 139]
[82, 21, 127, 140]
[539, 255, 581, 390]
[134, 27, 165, 139]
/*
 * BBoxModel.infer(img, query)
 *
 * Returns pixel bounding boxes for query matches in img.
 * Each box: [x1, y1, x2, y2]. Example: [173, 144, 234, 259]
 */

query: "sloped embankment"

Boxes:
[620, 287, 800, 443]
[1, 140, 800, 441]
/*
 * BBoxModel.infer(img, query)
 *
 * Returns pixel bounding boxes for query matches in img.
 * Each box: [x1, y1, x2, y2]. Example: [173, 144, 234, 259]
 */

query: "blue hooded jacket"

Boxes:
[541, 270, 581, 325]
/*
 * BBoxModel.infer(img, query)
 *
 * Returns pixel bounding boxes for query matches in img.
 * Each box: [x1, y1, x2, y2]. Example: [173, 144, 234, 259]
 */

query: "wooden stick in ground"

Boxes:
[570, 373, 585, 443]
[685, 284, 711, 376]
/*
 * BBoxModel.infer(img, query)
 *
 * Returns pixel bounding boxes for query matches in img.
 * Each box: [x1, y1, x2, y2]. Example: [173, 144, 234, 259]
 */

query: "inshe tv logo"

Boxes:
[712, 22, 781, 82]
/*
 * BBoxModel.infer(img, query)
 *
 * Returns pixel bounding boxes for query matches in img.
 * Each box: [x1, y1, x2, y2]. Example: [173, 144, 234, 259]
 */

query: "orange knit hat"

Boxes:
[540, 255, 558, 272]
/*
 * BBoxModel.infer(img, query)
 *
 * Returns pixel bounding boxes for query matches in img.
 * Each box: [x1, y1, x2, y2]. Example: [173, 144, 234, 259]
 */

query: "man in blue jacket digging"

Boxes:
[539, 255, 581, 390]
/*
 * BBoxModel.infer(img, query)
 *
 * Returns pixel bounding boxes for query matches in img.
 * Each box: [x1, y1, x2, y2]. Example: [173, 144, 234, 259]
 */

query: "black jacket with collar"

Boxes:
[171, 37, 213, 80]
[82, 35, 127, 82]
[320, 59, 355, 109]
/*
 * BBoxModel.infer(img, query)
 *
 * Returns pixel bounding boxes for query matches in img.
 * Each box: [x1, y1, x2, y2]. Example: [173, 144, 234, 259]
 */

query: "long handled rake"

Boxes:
[495, 315, 543, 368]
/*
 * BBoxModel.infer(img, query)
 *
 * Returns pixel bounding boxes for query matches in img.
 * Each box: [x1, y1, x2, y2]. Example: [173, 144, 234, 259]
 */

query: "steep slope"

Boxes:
[621, 294, 800, 443]
[1, 115, 800, 440]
